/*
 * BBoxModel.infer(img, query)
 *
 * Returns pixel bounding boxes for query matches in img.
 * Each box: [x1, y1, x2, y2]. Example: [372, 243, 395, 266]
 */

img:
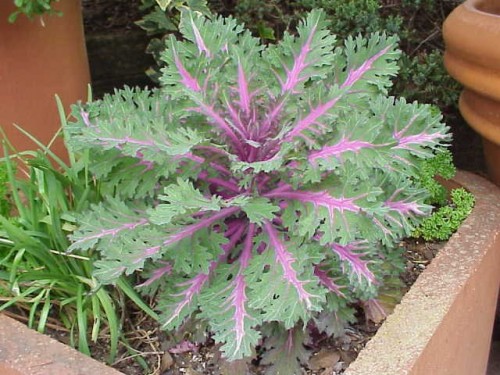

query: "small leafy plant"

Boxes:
[67, 10, 450, 371]
[412, 149, 475, 241]
[412, 188, 474, 241]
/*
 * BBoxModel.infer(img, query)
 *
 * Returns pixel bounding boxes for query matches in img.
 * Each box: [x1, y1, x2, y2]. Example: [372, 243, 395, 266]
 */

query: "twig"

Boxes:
[111, 351, 164, 366]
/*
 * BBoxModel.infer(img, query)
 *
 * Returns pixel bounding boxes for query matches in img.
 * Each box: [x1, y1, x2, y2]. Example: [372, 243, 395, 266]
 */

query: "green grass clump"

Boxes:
[0, 163, 11, 217]
[0, 104, 156, 365]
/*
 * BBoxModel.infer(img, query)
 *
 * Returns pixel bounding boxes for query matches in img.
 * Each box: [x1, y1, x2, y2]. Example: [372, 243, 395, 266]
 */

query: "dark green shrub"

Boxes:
[207, 0, 462, 113]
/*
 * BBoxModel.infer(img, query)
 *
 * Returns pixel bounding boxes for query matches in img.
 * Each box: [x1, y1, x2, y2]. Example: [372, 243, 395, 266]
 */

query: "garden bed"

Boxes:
[1, 171, 497, 375]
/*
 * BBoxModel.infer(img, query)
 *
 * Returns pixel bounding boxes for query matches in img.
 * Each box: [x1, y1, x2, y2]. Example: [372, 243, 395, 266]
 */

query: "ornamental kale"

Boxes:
[66, 9, 450, 368]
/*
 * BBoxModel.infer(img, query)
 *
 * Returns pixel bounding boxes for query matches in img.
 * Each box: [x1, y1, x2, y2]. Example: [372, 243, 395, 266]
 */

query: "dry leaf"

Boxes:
[309, 349, 341, 370]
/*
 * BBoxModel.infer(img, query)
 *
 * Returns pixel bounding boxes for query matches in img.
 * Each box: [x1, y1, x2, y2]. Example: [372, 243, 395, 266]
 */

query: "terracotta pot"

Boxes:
[0, 171, 498, 375]
[443, 0, 500, 186]
[0, 0, 90, 162]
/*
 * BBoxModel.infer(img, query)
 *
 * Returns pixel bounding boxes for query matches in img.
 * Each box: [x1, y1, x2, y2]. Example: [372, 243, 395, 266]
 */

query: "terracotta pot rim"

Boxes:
[463, 0, 500, 18]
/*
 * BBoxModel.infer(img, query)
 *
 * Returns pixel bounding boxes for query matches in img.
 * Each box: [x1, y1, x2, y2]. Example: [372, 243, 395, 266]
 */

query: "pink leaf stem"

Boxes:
[163, 272, 210, 327]
[330, 241, 376, 284]
[313, 266, 345, 297]
[193, 102, 245, 155]
[286, 45, 392, 141]
[264, 221, 314, 309]
[239, 223, 255, 268]
[174, 53, 201, 92]
[222, 225, 246, 255]
[308, 138, 376, 164]
[189, 16, 211, 57]
[163, 207, 240, 248]
[281, 24, 317, 93]
[237, 62, 251, 114]
[393, 132, 447, 151]
[137, 262, 173, 287]
[285, 96, 341, 141]
[229, 273, 250, 353]
[70, 218, 149, 248]
[97, 136, 160, 150]
[225, 99, 250, 138]
[265, 189, 361, 214]
[340, 46, 391, 89]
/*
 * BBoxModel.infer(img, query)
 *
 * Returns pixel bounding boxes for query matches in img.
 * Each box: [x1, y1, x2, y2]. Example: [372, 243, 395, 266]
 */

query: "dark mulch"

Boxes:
[82, 0, 144, 33]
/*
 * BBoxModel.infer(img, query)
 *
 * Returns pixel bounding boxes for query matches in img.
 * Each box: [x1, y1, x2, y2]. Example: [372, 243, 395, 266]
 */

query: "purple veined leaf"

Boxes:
[163, 206, 240, 248]
[173, 50, 202, 92]
[190, 102, 245, 156]
[136, 261, 173, 288]
[80, 110, 97, 129]
[281, 24, 317, 94]
[329, 241, 376, 284]
[226, 224, 255, 353]
[264, 221, 314, 309]
[261, 98, 286, 136]
[393, 131, 448, 153]
[265, 189, 362, 215]
[194, 145, 230, 157]
[181, 150, 232, 176]
[308, 137, 377, 165]
[229, 273, 250, 353]
[391, 113, 447, 152]
[237, 61, 252, 114]
[284, 96, 341, 142]
[384, 189, 426, 217]
[173, 152, 205, 164]
[313, 266, 345, 297]
[69, 218, 149, 250]
[372, 217, 393, 238]
[286, 45, 393, 142]
[198, 171, 241, 194]
[188, 13, 211, 58]
[162, 271, 211, 328]
[223, 98, 250, 139]
[132, 245, 163, 265]
[96, 136, 161, 150]
[221, 224, 246, 256]
[341, 46, 391, 89]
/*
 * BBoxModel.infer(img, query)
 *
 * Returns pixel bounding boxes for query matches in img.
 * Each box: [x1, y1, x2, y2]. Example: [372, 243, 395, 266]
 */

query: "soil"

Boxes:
[74, 239, 444, 375]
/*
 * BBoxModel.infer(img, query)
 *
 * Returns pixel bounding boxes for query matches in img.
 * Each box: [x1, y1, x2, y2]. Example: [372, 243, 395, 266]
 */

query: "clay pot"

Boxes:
[0, 171, 498, 375]
[0, 0, 90, 162]
[443, 0, 500, 186]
